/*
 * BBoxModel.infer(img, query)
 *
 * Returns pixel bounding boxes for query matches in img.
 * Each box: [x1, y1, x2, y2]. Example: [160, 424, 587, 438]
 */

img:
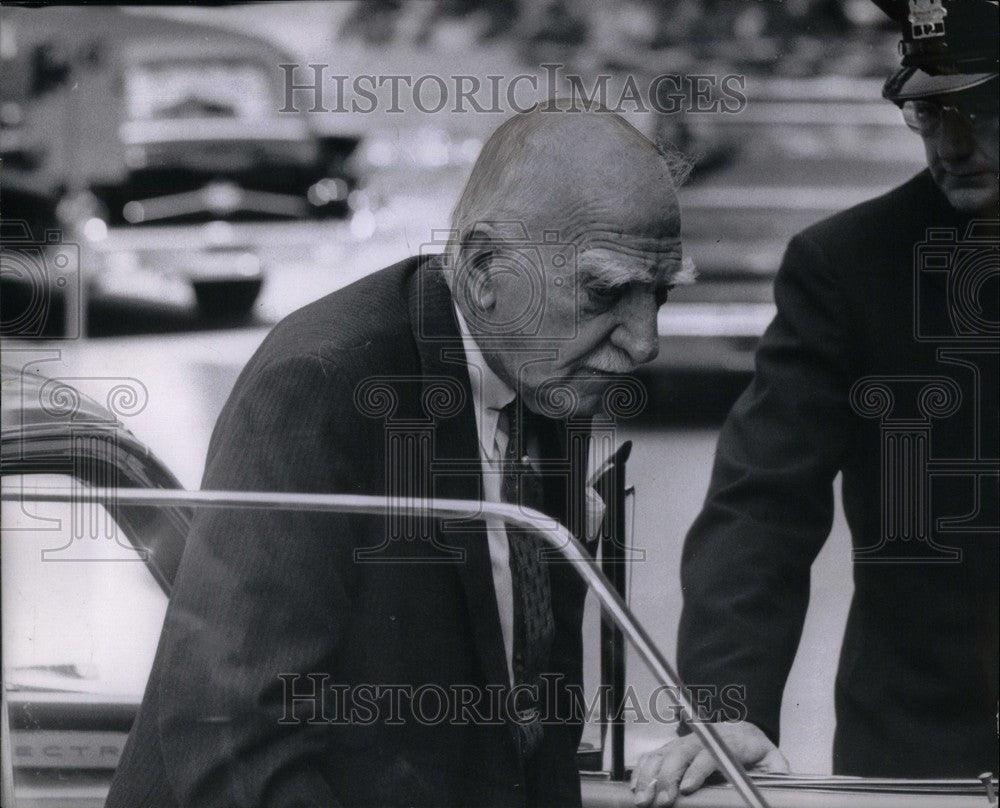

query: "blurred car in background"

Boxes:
[1, 366, 184, 808]
[0, 5, 362, 328]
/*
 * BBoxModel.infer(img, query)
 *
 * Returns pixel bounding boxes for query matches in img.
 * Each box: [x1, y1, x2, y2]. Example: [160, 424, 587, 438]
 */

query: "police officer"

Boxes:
[633, 2, 998, 804]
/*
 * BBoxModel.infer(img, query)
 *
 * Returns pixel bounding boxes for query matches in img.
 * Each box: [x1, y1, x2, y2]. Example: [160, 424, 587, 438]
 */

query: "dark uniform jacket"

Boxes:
[106, 257, 593, 807]
[678, 170, 999, 777]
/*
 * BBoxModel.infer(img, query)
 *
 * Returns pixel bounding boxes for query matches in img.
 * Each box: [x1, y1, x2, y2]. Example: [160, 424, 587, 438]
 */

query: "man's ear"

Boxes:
[455, 223, 500, 317]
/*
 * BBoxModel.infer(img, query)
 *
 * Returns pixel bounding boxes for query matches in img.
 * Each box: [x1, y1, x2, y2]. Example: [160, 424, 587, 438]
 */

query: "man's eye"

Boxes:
[913, 101, 938, 122]
[585, 285, 621, 307]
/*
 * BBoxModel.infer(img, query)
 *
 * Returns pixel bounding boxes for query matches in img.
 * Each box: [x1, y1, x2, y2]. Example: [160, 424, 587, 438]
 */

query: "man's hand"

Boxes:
[629, 722, 789, 807]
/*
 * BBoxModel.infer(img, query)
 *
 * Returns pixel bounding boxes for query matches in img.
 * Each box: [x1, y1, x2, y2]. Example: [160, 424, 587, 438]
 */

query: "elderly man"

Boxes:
[634, 1, 998, 804]
[107, 105, 685, 808]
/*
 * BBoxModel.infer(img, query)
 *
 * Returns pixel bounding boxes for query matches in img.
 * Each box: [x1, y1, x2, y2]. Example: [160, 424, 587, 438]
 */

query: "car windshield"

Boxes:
[124, 60, 275, 121]
[1, 475, 167, 696]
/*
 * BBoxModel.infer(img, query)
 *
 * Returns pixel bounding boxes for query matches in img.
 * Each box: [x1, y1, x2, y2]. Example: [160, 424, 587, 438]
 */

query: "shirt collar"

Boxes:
[452, 301, 516, 457]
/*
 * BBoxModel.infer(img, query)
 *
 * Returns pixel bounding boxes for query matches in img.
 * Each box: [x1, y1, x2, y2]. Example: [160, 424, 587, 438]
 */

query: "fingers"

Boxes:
[630, 747, 668, 807]
[631, 722, 788, 806]
[753, 746, 791, 774]
[630, 738, 701, 807]
[651, 784, 680, 808]
[630, 746, 667, 794]
[678, 748, 719, 794]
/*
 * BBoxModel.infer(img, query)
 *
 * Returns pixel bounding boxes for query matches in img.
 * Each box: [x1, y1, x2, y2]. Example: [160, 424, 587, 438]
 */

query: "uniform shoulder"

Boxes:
[795, 170, 937, 249]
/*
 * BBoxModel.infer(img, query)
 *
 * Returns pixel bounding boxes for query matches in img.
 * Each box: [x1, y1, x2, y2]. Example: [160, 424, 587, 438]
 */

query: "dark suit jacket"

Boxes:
[107, 257, 593, 807]
[678, 171, 999, 777]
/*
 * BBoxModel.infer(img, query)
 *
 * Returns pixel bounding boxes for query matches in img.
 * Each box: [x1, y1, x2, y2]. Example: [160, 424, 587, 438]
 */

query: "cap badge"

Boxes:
[908, 0, 948, 40]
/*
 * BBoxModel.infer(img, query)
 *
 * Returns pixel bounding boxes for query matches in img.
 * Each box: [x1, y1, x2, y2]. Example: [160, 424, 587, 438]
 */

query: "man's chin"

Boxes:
[571, 389, 606, 418]
[527, 376, 615, 418]
[938, 176, 999, 215]
[567, 374, 629, 417]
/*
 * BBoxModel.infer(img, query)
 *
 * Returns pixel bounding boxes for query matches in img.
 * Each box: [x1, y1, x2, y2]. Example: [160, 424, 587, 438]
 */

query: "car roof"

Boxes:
[1, 363, 188, 594]
[1, 5, 295, 62]
[0, 363, 129, 434]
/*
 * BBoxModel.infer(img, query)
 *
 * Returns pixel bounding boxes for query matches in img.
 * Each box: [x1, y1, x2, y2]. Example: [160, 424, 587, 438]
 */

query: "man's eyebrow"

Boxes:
[578, 249, 688, 287]
[579, 260, 648, 287]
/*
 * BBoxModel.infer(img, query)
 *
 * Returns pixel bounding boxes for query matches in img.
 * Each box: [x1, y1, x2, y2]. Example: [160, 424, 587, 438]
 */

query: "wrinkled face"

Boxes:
[453, 111, 686, 417]
[918, 94, 999, 213]
[466, 201, 683, 417]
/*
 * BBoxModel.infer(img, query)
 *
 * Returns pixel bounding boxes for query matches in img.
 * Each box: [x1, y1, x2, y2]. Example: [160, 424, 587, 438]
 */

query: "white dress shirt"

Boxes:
[452, 303, 607, 688]
[452, 303, 519, 686]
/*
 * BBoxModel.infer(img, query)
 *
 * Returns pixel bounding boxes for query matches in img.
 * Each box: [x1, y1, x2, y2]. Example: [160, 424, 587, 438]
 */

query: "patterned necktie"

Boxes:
[501, 400, 554, 758]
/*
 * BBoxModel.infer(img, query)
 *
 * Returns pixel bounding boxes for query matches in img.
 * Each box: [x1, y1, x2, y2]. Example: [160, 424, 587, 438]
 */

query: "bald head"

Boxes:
[451, 103, 681, 249]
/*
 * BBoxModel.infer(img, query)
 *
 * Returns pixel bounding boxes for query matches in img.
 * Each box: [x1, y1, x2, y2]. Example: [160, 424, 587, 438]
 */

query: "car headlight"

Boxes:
[307, 177, 349, 206]
[82, 217, 108, 243]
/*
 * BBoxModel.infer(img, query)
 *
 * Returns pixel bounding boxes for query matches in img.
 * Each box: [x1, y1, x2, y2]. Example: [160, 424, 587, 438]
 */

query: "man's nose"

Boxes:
[612, 294, 659, 366]
[935, 112, 976, 162]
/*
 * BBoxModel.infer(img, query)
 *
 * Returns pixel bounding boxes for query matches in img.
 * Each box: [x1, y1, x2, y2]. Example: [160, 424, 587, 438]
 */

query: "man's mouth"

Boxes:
[942, 169, 992, 182]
